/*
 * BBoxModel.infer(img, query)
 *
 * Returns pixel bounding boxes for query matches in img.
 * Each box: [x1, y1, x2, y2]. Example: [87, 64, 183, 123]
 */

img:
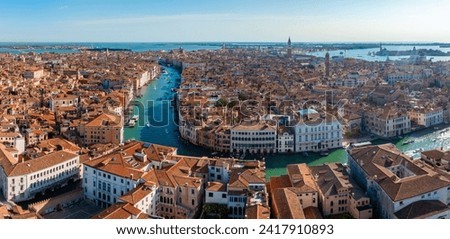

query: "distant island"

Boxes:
[376, 47, 450, 57]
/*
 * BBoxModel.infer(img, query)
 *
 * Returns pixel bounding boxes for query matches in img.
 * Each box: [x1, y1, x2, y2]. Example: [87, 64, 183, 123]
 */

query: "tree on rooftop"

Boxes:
[215, 98, 228, 107]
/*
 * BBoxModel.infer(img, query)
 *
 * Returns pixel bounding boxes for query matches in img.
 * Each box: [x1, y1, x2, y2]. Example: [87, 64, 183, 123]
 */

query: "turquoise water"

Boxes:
[125, 66, 450, 180]
[123, 66, 212, 157]
[0, 42, 222, 54]
[307, 45, 450, 62]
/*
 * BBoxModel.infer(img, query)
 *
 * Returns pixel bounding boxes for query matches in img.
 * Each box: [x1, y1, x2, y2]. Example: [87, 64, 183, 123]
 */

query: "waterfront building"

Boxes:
[409, 106, 443, 128]
[230, 123, 277, 154]
[0, 143, 80, 202]
[420, 149, 450, 170]
[277, 126, 295, 153]
[363, 107, 411, 138]
[294, 111, 343, 153]
[348, 144, 450, 219]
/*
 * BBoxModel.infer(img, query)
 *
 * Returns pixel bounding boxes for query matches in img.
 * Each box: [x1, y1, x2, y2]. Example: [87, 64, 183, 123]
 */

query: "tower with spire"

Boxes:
[325, 52, 330, 77]
[287, 37, 292, 58]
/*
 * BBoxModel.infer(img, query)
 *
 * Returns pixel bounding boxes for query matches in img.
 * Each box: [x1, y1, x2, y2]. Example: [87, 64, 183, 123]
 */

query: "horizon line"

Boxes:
[0, 41, 449, 45]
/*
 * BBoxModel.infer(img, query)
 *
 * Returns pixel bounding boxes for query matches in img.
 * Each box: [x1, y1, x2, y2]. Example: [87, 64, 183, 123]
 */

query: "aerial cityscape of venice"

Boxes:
[1, 0, 450, 220]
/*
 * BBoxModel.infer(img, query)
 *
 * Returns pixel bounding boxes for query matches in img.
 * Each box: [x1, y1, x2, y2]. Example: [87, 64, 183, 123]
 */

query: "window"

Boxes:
[222, 193, 226, 198]
[192, 199, 195, 206]
[208, 192, 213, 197]
[191, 189, 195, 194]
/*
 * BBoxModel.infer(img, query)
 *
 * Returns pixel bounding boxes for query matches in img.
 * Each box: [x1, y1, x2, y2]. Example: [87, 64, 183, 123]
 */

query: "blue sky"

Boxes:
[1, 0, 449, 42]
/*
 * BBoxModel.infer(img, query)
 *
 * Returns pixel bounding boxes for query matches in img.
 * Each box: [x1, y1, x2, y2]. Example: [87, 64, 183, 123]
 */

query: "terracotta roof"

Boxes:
[1, 146, 78, 177]
[268, 175, 292, 192]
[394, 200, 449, 219]
[85, 113, 121, 127]
[92, 202, 142, 219]
[144, 143, 177, 162]
[119, 184, 155, 205]
[271, 188, 305, 219]
[229, 167, 265, 189]
[206, 182, 227, 192]
[310, 163, 351, 197]
[37, 137, 81, 152]
[84, 141, 148, 180]
[303, 206, 323, 219]
[421, 149, 446, 161]
[287, 163, 318, 193]
[231, 123, 276, 131]
[350, 144, 450, 201]
[84, 153, 145, 180]
[245, 204, 270, 219]
[142, 169, 174, 187]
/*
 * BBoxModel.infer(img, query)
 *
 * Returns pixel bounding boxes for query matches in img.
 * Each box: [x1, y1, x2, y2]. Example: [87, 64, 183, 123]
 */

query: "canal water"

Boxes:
[125, 66, 450, 180]
[123, 66, 212, 157]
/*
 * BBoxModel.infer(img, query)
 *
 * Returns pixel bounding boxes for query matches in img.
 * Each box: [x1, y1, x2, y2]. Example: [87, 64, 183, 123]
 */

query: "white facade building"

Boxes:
[83, 161, 143, 208]
[349, 144, 450, 219]
[0, 145, 80, 202]
[230, 123, 277, 154]
[277, 130, 295, 153]
[50, 95, 79, 111]
[0, 132, 25, 156]
[205, 182, 228, 205]
[409, 107, 444, 127]
[294, 120, 342, 152]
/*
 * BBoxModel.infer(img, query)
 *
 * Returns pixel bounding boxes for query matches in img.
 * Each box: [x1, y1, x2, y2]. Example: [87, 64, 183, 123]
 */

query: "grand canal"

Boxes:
[124, 66, 450, 180]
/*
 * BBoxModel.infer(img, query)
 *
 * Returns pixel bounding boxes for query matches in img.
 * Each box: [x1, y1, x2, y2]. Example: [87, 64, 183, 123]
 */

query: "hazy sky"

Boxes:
[1, 0, 450, 42]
